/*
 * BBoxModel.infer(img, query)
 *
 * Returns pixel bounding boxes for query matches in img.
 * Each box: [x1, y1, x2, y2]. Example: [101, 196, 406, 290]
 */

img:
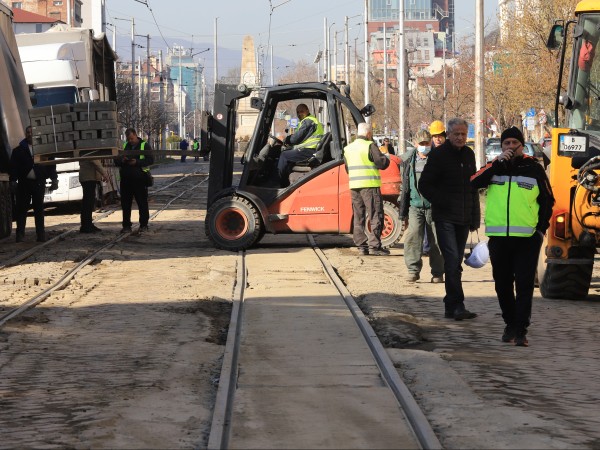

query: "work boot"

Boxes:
[36, 232, 46, 243]
[358, 247, 369, 256]
[370, 247, 390, 256]
[407, 273, 420, 282]
[139, 225, 149, 232]
[453, 306, 477, 321]
[501, 325, 517, 343]
[515, 330, 529, 347]
[431, 276, 444, 283]
[121, 226, 132, 234]
[16, 231, 25, 243]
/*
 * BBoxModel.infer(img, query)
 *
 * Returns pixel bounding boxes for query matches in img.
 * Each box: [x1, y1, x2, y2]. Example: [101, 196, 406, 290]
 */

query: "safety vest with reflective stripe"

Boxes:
[123, 140, 150, 173]
[485, 174, 539, 236]
[296, 115, 324, 149]
[344, 138, 381, 189]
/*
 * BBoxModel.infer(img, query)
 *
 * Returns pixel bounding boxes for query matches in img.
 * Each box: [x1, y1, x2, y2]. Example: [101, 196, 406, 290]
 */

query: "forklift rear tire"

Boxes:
[380, 201, 404, 248]
[205, 195, 263, 251]
[539, 260, 593, 300]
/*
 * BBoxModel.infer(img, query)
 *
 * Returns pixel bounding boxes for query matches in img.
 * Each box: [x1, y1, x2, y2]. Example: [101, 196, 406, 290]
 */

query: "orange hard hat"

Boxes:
[429, 120, 446, 136]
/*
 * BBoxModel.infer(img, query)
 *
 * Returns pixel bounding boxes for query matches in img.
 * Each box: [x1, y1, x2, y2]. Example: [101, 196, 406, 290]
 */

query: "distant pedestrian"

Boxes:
[429, 120, 446, 150]
[399, 129, 444, 283]
[379, 137, 395, 155]
[180, 138, 189, 163]
[10, 126, 58, 242]
[419, 118, 480, 320]
[344, 122, 390, 256]
[78, 159, 108, 233]
[116, 128, 154, 233]
[192, 138, 200, 162]
[471, 126, 554, 346]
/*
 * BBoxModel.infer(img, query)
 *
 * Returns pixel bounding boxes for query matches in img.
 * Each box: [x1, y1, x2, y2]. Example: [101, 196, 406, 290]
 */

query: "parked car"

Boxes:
[485, 141, 548, 168]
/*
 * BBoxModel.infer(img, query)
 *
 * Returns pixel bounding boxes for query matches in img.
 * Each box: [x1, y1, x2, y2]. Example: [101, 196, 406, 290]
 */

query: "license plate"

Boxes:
[559, 135, 586, 152]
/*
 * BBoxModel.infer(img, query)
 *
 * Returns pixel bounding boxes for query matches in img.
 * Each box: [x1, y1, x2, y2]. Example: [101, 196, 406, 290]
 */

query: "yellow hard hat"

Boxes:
[429, 120, 446, 136]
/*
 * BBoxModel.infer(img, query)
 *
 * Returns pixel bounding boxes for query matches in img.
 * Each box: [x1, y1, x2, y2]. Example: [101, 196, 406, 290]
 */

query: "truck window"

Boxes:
[33, 86, 79, 108]
[570, 14, 600, 130]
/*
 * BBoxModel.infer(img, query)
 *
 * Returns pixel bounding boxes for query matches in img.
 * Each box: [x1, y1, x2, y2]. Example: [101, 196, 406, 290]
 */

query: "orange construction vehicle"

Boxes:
[204, 82, 403, 251]
[540, 1, 600, 299]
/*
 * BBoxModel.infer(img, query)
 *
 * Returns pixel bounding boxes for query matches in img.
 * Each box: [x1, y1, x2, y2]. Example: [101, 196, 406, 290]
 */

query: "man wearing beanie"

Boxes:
[471, 126, 554, 347]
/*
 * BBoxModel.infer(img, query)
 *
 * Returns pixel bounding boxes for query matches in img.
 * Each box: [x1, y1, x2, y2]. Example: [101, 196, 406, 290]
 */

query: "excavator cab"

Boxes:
[205, 82, 403, 251]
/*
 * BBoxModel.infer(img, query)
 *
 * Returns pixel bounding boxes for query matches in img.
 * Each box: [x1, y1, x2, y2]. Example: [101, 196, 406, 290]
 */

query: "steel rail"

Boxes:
[0, 177, 208, 328]
[0, 170, 204, 270]
[207, 237, 441, 450]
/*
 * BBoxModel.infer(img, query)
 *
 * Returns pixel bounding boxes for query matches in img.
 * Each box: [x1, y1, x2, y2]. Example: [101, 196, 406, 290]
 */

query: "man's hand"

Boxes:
[469, 225, 480, 232]
[49, 179, 59, 191]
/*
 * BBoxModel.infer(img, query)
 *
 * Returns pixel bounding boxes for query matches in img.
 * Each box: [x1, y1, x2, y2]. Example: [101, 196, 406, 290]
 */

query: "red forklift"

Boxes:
[204, 82, 402, 251]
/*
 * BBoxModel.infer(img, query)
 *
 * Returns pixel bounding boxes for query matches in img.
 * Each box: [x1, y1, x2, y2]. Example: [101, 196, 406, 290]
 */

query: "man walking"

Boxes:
[116, 128, 154, 233]
[278, 103, 324, 187]
[78, 159, 107, 233]
[471, 126, 554, 346]
[344, 122, 390, 256]
[419, 118, 480, 320]
[10, 126, 58, 242]
[399, 129, 444, 283]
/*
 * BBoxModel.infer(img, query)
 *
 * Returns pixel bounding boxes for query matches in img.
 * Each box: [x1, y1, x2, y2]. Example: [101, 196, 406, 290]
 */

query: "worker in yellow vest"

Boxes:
[343, 122, 390, 256]
[115, 128, 154, 233]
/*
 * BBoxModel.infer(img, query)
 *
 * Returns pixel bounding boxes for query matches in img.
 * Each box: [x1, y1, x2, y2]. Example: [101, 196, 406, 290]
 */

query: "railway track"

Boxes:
[208, 236, 442, 449]
[0, 169, 209, 327]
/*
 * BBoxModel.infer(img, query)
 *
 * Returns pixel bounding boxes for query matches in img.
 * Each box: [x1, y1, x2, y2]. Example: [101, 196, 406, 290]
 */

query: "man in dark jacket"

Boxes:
[115, 128, 154, 233]
[10, 126, 58, 242]
[418, 118, 480, 320]
[471, 126, 554, 346]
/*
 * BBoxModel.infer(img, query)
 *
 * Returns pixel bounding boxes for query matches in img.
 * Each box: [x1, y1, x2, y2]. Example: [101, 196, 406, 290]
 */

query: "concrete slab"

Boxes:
[228, 249, 420, 449]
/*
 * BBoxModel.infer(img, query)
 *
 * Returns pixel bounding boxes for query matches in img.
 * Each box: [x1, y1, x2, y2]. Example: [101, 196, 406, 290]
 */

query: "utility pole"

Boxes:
[131, 19, 135, 126]
[178, 46, 183, 137]
[443, 29, 447, 127]
[334, 30, 338, 83]
[398, 0, 406, 153]
[67, 0, 72, 26]
[146, 35, 151, 121]
[475, 0, 485, 168]
[344, 16, 349, 84]
[364, 0, 370, 124]
[323, 18, 327, 81]
[270, 44, 274, 86]
[383, 24, 388, 135]
[138, 56, 142, 129]
[159, 50, 165, 150]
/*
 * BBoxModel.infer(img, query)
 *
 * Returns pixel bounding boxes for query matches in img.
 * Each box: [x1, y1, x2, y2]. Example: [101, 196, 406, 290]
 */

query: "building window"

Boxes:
[36, 24, 42, 32]
[53, 1, 63, 5]
[12, 2, 23, 8]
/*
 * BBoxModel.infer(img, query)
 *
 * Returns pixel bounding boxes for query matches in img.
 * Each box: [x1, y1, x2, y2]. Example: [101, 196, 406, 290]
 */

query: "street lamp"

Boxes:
[114, 17, 135, 124]
[344, 14, 361, 84]
[327, 21, 336, 81]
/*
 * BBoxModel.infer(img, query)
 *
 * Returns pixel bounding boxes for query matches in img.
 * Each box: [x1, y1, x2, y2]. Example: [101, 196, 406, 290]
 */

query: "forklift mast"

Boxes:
[207, 84, 252, 206]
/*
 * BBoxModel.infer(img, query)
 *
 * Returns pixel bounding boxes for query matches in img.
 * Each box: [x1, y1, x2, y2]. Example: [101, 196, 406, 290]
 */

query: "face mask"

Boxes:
[417, 145, 431, 155]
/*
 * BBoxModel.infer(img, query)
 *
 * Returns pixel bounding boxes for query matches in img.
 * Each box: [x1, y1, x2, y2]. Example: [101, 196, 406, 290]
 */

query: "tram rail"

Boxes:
[208, 236, 442, 450]
[0, 172, 209, 328]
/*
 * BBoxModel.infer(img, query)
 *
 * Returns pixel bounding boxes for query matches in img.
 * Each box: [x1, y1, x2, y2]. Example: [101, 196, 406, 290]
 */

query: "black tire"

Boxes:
[0, 180, 12, 239]
[205, 195, 263, 251]
[539, 261, 593, 300]
[381, 201, 404, 249]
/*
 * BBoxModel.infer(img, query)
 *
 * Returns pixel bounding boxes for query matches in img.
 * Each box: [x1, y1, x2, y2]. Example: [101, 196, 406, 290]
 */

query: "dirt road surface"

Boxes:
[1, 160, 599, 448]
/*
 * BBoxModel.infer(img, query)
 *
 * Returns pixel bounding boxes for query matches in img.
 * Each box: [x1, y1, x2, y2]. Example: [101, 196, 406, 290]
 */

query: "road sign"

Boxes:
[526, 107, 536, 118]
[539, 109, 547, 124]
[526, 117, 536, 131]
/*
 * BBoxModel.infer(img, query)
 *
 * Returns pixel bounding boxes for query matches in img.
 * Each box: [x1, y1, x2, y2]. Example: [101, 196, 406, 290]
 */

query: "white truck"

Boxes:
[0, 1, 31, 238]
[16, 27, 119, 204]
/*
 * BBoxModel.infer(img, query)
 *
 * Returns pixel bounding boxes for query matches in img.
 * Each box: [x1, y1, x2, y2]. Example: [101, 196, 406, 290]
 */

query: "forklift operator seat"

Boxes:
[290, 132, 333, 174]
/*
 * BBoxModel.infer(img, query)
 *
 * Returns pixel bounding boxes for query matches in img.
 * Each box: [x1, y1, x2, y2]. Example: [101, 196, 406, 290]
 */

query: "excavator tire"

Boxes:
[0, 180, 12, 239]
[380, 201, 404, 249]
[205, 195, 263, 251]
[539, 261, 593, 300]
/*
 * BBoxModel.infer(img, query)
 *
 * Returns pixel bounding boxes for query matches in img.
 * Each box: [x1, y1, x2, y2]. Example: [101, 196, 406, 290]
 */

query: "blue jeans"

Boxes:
[435, 221, 470, 312]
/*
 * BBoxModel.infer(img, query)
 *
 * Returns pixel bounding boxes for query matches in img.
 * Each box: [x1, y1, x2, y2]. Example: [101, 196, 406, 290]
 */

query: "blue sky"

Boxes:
[104, 0, 499, 67]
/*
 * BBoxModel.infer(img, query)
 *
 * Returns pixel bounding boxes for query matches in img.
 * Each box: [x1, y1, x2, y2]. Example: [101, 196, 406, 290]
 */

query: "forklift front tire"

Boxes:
[205, 196, 263, 251]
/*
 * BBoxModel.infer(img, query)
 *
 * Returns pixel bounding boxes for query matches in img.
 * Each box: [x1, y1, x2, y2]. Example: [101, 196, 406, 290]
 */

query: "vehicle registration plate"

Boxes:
[559, 135, 587, 152]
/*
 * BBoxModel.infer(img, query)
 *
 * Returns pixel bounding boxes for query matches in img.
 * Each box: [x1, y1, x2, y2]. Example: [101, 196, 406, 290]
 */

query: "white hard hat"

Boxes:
[464, 241, 489, 269]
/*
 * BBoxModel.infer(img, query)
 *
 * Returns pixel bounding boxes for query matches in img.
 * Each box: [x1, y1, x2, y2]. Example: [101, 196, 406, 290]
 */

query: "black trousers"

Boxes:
[15, 178, 45, 238]
[435, 220, 470, 312]
[351, 187, 383, 250]
[80, 180, 98, 230]
[120, 177, 149, 227]
[488, 234, 543, 332]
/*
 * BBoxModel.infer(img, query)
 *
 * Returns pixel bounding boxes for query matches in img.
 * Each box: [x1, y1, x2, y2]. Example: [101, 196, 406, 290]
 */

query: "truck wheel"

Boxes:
[205, 196, 263, 251]
[0, 180, 12, 239]
[380, 201, 404, 249]
[539, 261, 593, 300]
